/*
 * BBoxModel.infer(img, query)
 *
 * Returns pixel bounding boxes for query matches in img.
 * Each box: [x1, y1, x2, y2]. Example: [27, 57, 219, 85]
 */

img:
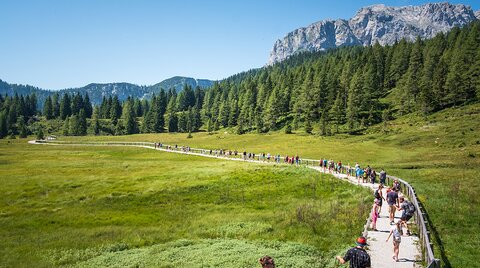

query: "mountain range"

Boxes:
[269, 2, 479, 64]
[0, 76, 215, 106]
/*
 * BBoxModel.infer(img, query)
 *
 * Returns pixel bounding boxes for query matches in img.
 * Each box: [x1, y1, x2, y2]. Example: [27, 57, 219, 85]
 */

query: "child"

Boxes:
[386, 221, 403, 262]
[371, 198, 381, 231]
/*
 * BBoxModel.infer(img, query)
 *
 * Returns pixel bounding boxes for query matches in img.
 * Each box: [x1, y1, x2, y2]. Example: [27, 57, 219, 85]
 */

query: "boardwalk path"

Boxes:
[30, 140, 422, 267]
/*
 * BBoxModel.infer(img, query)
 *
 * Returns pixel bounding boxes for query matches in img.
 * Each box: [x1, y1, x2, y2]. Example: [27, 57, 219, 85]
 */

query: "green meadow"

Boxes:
[0, 139, 371, 267]
[1, 103, 479, 267]
[63, 103, 479, 267]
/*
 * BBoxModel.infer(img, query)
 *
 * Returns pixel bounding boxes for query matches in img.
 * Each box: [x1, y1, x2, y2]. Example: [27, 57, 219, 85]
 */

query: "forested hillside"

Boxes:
[202, 21, 480, 135]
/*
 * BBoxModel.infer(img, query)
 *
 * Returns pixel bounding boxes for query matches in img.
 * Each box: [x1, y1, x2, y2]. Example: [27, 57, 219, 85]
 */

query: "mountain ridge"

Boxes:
[0, 76, 215, 106]
[269, 2, 479, 64]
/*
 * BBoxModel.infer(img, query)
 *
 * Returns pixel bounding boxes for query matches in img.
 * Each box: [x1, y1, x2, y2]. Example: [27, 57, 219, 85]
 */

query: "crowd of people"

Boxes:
[152, 141, 417, 267]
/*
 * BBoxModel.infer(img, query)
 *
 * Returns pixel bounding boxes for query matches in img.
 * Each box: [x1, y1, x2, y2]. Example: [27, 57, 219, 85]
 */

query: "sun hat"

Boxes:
[356, 236, 368, 247]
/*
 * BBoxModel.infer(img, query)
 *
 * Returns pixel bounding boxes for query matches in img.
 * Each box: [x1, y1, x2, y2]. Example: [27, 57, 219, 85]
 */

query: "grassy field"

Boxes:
[60, 103, 480, 267]
[0, 139, 371, 267]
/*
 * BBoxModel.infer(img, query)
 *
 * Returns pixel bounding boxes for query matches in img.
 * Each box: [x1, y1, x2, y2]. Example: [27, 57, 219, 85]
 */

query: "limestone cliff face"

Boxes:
[269, 2, 478, 65]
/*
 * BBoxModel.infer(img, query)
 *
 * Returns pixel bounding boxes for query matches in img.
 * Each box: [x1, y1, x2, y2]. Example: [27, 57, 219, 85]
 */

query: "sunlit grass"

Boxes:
[0, 139, 370, 267]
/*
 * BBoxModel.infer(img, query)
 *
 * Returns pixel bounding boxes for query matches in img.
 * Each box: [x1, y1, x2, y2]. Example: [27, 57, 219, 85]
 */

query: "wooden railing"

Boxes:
[33, 140, 441, 267]
[384, 175, 441, 268]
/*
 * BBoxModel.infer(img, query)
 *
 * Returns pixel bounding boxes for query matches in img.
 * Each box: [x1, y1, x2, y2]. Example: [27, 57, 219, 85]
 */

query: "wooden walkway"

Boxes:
[30, 140, 423, 267]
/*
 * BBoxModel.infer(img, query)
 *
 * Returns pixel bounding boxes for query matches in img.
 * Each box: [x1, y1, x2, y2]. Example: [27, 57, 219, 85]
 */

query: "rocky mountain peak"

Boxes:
[268, 2, 478, 65]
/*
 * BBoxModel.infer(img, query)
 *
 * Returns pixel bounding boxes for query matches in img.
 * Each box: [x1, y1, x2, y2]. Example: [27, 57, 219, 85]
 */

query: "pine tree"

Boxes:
[78, 109, 87, 136]
[400, 37, 423, 113]
[18, 116, 28, 138]
[60, 93, 71, 120]
[123, 102, 138, 135]
[177, 112, 187, 132]
[110, 95, 122, 123]
[207, 117, 213, 133]
[329, 91, 345, 134]
[133, 98, 143, 117]
[0, 111, 8, 139]
[168, 113, 178, 132]
[84, 94, 93, 118]
[71, 93, 84, 115]
[52, 93, 60, 118]
[43, 96, 54, 119]
[319, 111, 329, 136]
[28, 93, 37, 117]
[346, 71, 362, 130]
[114, 120, 124, 136]
[142, 110, 154, 133]
[68, 115, 78, 135]
[92, 113, 100, 135]
[191, 107, 202, 132]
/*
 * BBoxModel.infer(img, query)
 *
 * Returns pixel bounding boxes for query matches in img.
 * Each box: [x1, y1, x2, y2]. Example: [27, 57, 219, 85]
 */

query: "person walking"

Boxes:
[356, 167, 364, 184]
[386, 187, 399, 225]
[370, 169, 376, 184]
[386, 221, 403, 262]
[336, 236, 371, 268]
[371, 199, 381, 231]
[374, 184, 385, 214]
[396, 196, 415, 236]
[379, 169, 387, 185]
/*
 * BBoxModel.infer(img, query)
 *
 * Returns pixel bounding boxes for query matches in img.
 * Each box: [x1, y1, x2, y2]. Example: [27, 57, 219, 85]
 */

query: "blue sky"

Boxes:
[1, 0, 478, 90]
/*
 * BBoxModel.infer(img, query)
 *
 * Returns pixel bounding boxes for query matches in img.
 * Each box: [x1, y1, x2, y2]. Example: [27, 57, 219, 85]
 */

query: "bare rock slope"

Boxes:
[269, 2, 478, 65]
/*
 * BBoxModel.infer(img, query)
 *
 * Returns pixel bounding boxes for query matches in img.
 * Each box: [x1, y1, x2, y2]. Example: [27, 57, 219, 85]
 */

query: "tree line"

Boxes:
[200, 21, 480, 135]
[1, 21, 479, 138]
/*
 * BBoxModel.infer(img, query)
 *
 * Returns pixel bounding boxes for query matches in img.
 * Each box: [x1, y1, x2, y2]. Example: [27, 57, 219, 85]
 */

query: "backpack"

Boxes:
[406, 201, 416, 215]
[374, 189, 381, 199]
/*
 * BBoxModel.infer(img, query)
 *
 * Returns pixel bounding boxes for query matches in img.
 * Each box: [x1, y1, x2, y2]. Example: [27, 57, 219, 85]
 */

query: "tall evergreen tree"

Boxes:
[60, 93, 71, 120]
[43, 96, 54, 119]
[168, 113, 178, 132]
[0, 111, 7, 139]
[17, 116, 28, 138]
[84, 94, 93, 118]
[110, 95, 122, 123]
[52, 93, 60, 118]
[123, 102, 138, 135]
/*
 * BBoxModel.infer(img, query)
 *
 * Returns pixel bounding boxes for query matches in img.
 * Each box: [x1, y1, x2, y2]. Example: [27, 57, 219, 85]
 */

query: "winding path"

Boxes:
[30, 140, 422, 267]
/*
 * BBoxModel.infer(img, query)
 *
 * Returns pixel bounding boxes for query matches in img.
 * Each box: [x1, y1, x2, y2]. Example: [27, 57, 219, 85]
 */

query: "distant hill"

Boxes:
[0, 76, 215, 107]
[148, 76, 215, 94]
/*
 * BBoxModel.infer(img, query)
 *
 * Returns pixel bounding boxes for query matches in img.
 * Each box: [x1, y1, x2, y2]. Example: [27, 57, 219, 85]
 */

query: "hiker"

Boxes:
[370, 169, 376, 184]
[386, 187, 399, 225]
[336, 236, 371, 268]
[371, 198, 381, 231]
[259, 256, 275, 268]
[356, 166, 364, 184]
[374, 184, 385, 213]
[379, 169, 386, 185]
[396, 196, 415, 236]
[392, 179, 401, 192]
[386, 220, 403, 262]
[362, 169, 369, 183]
